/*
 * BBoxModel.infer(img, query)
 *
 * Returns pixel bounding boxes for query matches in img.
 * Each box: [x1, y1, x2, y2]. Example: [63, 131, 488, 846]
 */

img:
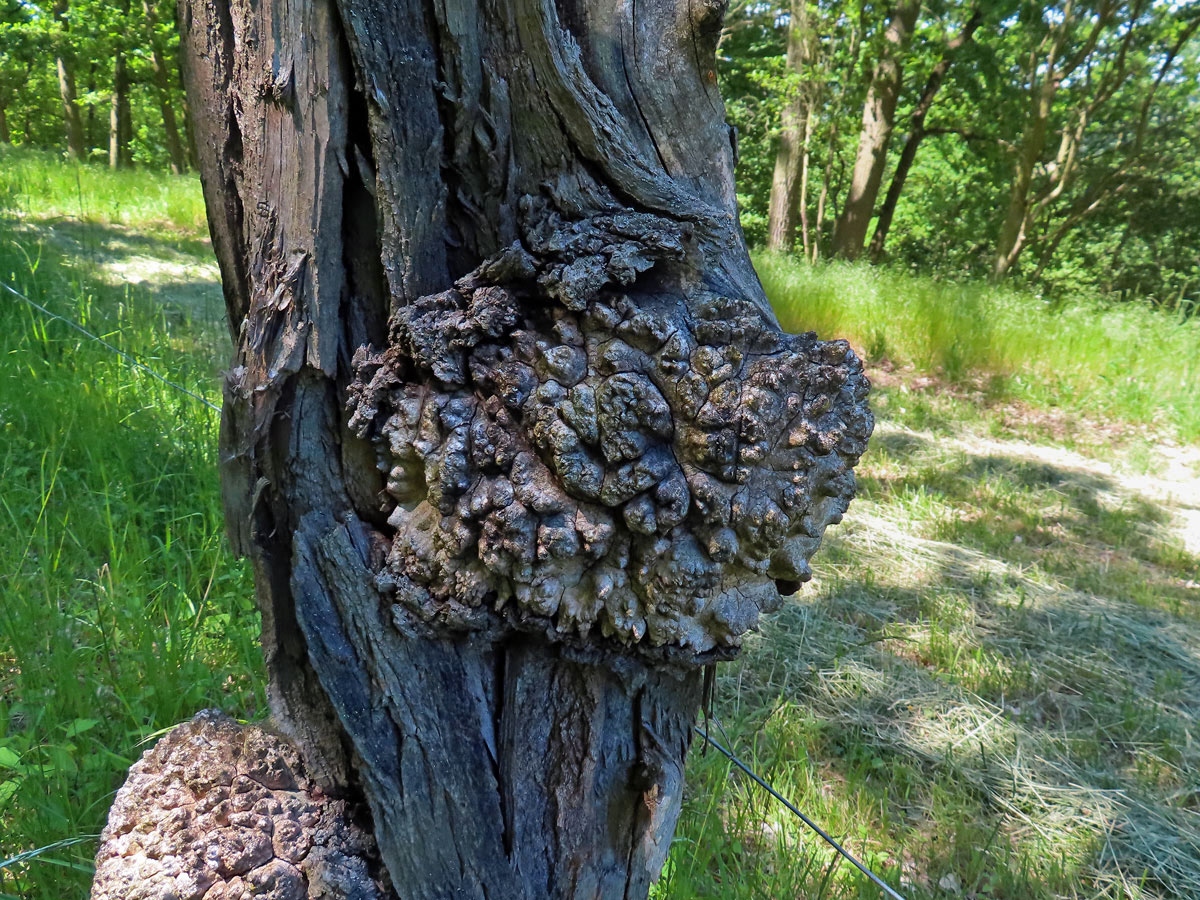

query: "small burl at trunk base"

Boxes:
[91, 0, 872, 897]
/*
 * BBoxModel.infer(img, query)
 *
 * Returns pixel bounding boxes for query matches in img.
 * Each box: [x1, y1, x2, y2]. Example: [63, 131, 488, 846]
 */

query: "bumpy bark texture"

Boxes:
[348, 218, 869, 652]
[131, 0, 878, 897]
[91, 711, 392, 900]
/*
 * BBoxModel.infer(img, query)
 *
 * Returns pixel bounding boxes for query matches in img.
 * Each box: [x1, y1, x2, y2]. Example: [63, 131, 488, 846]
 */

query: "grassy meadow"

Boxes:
[1, 147, 1199, 899]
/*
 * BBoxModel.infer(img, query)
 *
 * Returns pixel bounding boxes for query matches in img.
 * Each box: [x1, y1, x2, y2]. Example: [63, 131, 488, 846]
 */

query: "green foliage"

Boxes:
[719, 0, 1200, 308]
[0, 151, 262, 898]
[0, 0, 189, 168]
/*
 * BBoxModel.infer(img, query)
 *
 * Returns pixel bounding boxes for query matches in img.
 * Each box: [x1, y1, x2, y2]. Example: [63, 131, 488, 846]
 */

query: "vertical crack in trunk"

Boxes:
[164, 0, 875, 898]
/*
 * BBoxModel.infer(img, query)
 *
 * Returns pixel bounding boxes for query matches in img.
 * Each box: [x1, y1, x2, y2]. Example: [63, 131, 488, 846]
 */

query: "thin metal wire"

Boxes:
[6, 277, 906, 897]
[694, 725, 907, 900]
[0, 279, 221, 413]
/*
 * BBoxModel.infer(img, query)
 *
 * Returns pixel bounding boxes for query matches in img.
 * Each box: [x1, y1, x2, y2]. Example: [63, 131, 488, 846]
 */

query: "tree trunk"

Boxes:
[868, 5, 981, 261]
[143, 0, 185, 174]
[53, 0, 85, 162]
[992, 0, 1116, 280]
[831, 0, 921, 260]
[166, 0, 873, 897]
[0, 102, 9, 144]
[766, 0, 812, 253]
[992, 76, 1055, 280]
[109, 51, 131, 168]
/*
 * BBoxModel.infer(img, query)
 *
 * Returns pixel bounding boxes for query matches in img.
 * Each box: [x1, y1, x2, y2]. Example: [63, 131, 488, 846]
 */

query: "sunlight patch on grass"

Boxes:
[667, 421, 1200, 899]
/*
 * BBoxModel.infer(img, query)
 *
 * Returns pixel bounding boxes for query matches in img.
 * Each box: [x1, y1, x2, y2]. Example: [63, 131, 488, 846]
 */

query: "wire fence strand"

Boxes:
[1, 278, 221, 413]
[695, 725, 907, 900]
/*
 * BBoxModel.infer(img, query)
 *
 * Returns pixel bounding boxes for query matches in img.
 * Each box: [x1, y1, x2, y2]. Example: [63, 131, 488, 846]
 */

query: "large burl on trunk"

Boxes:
[92, 0, 872, 897]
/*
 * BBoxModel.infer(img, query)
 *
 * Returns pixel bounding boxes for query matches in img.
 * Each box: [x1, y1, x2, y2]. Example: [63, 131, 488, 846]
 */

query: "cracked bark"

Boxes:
[93, 0, 868, 897]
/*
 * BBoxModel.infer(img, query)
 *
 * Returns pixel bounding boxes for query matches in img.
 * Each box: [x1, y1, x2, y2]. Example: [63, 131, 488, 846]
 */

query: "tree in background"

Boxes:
[0, 0, 190, 169]
[51, 0, 85, 161]
[868, 2, 983, 260]
[830, 0, 921, 260]
[721, 0, 1200, 308]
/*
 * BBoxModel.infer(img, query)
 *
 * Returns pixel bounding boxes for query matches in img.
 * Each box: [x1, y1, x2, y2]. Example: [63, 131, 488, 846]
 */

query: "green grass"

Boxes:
[0, 150, 262, 898]
[0, 146, 207, 233]
[664, 420, 1200, 900]
[1, 149, 1198, 899]
[758, 253, 1200, 442]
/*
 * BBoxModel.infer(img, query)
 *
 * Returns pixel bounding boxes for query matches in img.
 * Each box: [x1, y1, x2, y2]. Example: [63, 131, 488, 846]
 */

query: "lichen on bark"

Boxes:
[347, 206, 872, 654]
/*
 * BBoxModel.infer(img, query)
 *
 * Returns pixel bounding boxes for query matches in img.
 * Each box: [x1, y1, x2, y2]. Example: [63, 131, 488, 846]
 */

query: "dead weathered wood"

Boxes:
[91, 711, 392, 900]
[90, 0, 873, 896]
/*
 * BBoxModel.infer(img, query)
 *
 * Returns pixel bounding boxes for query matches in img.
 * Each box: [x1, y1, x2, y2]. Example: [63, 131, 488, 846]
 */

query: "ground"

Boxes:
[0, 152, 1197, 899]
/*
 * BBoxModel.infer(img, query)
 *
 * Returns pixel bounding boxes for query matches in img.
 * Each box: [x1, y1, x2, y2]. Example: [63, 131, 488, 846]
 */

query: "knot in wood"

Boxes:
[347, 209, 873, 657]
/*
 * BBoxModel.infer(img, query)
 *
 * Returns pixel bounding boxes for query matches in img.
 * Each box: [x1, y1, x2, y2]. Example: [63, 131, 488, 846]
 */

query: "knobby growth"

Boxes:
[91, 0, 872, 897]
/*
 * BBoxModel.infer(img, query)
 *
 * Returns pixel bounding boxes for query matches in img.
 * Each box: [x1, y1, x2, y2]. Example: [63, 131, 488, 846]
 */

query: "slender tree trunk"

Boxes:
[143, 0, 185, 174]
[109, 51, 131, 168]
[798, 112, 814, 258]
[53, 0, 86, 162]
[869, 6, 981, 261]
[831, 0, 921, 260]
[813, 120, 836, 262]
[992, 76, 1056, 280]
[766, 0, 811, 252]
[56, 58, 85, 161]
[0, 102, 9, 144]
[992, 0, 1117, 280]
[169, 0, 872, 897]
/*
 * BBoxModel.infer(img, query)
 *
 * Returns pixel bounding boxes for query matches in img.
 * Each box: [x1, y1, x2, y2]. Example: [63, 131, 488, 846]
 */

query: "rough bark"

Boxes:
[91, 711, 393, 899]
[765, 0, 812, 252]
[96, 0, 879, 897]
[868, 5, 981, 261]
[831, 0, 921, 260]
[53, 0, 86, 162]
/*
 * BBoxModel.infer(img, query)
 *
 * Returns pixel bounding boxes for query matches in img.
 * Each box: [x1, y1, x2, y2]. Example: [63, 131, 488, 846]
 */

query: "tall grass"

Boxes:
[0, 146, 206, 232]
[758, 254, 1200, 441]
[0, 157, 261, 898]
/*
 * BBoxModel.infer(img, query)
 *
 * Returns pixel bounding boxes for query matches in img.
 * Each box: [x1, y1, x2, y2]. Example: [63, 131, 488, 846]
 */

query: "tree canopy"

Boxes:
[2, 0, 1197, 305]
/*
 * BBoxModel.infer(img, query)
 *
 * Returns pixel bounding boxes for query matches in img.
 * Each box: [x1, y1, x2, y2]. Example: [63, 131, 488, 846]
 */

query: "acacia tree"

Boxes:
[92, 0, 872, 897]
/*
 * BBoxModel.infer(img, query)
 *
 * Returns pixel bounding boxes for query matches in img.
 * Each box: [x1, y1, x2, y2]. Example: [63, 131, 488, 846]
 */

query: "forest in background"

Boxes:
[0, 0, 190, 173]
[721, 0, 1200, 307]
[2, 0, 1198, 309]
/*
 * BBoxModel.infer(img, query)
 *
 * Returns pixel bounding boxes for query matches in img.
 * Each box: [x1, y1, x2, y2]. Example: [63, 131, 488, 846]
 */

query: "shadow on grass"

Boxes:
[674, 426, 1200, 898]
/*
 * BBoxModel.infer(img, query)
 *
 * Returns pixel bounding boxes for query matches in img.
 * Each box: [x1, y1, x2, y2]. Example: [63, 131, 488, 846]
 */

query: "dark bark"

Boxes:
[53, 0, 86, 162]
[109, 51, 132, 168]
[831, 0, 920, 260]
[868, 6, 982, 261]
[0, 102, 9, 144]
[164, 0, 873, 897]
